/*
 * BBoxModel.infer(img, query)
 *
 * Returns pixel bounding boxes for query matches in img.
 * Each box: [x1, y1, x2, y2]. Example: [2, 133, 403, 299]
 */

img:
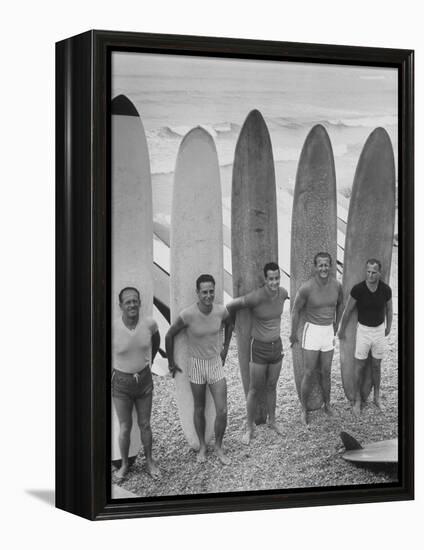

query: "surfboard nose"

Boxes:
[111, 94, 140, 117]
[240, 109, 268, 135]
[360, 127, 395, 170]
[179, 126, 217, 155]
[300, 124, 333, 161]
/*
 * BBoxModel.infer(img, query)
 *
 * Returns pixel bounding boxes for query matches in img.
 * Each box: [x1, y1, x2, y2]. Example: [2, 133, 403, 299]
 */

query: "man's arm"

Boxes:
[289, 288, 307, 346]
[226, 296, 250, 324]
[385, 299, 393, 336]
[165, 316, 186, 377]
[338, 295, 357, 339]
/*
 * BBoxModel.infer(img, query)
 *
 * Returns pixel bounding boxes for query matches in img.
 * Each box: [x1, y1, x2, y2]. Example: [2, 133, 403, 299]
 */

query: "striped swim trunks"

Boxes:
[189, 355, 225, 385]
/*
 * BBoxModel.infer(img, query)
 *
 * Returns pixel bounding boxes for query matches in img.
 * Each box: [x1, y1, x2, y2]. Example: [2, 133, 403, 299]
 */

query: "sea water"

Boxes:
[112, 52, 398, 260]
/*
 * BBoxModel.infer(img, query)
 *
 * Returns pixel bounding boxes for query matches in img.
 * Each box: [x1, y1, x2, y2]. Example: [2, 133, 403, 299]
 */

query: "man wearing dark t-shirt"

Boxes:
[338, 259, 393, 416]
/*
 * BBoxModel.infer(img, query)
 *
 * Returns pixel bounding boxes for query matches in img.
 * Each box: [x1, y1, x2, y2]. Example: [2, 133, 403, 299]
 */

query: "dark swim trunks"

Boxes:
[250, 337, 283, 365]
[112, 366, 153, 402]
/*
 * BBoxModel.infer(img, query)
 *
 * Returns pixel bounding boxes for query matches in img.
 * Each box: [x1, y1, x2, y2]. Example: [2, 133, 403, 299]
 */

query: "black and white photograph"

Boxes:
[3, 0, 420, 542]
[110, 51, 400, 499]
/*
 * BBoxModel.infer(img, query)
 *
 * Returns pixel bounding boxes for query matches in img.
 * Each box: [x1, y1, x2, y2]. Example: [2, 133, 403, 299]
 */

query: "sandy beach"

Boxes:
[112, 308, 398, 498]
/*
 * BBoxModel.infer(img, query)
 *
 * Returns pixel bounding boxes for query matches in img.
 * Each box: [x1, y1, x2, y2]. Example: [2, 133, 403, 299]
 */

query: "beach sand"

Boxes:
[113, 309, 398, 498]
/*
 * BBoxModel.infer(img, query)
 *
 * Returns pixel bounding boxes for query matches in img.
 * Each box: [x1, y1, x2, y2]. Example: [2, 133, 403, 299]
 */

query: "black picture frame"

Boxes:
[56, 30, 414, 521]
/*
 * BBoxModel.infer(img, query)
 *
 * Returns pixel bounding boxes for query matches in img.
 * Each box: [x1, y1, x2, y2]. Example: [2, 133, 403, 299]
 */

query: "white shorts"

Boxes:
[302, 322, 335, 352]
[189, 355, 225, 385]
[355, 323, 386, 360]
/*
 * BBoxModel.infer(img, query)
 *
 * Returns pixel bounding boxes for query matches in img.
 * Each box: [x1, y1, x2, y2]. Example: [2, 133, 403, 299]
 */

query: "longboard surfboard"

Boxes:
[171, 127, 224, 449]
[231, 109, 279, 424]
[341, 432, 398, 464]
[111, 94, 153, 462]
[340, 128, 395, 402]
[290, 124, 337, 410]
[154, 219, 233, 299]
[111, 484, 139, 499]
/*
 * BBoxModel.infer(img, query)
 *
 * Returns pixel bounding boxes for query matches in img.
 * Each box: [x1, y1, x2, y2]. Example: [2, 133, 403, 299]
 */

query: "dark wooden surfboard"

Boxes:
[291, 124, 337, 410]
[340, 128, 395, 402]
[231, 109, 279, 424]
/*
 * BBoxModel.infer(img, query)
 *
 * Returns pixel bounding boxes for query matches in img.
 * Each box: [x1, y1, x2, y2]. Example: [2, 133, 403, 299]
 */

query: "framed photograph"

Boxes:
[56, 30, 414, 520]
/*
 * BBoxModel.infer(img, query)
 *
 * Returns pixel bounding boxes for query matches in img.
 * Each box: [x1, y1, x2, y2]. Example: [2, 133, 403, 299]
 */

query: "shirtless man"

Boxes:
[290, 252, 343, 425]
[338, 259, 393, 416]
[227, 262, 289, 445]
[112, 287, 161, 479]
[165, 274, 233, 465]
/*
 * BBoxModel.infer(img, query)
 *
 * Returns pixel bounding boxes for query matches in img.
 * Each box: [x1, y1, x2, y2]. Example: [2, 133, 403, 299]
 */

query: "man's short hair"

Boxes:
[119, 287, 141, 303]
[314, 252, 332, 266]
[196, 274, 216, 290]
[366, 258, 382, 271]
[263, 262, 280, 278]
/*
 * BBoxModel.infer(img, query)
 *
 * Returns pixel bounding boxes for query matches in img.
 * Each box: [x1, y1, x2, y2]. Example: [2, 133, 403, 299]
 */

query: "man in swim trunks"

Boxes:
[338, 258, 392, 416]
[226, 262, 289, 445]
[290, 252, 343, 425]
[112, 287, 161, 480]
[165, 274, 233, 465]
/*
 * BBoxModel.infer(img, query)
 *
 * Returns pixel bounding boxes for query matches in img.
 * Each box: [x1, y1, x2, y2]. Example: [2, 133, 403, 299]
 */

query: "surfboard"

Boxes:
[170, 127, 224, 449]
[290, 124, 337, 410]
[231, 109, 279, 424]
[111, 94, 153, 462]
[340, 128, 395, 402]
[341, 432, 398, 464]
[111, 484, 139, 499]
[154, 219, 233, 299]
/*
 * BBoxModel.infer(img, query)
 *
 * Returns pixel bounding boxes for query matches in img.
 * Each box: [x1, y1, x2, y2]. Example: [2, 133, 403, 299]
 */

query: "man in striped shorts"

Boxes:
[165, 274, 233, 464]
[290, 252, 343, 425]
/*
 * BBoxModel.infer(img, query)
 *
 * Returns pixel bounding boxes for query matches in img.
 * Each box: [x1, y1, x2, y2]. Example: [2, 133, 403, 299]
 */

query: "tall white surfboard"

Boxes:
[170, 127, 224, 449]
[111, 94, 153, 462]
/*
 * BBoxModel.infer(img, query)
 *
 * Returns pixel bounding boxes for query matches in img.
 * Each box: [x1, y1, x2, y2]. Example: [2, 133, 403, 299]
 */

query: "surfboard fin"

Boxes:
[340, 431, 363, 450]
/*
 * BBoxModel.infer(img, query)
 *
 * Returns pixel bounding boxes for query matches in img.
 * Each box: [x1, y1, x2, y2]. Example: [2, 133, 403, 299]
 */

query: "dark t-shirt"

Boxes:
[351, 280, 392, 327]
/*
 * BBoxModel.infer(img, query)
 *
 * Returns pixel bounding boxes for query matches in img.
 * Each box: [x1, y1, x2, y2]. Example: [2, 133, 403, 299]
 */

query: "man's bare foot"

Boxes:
[241, 428, 254, 445]
[146, 459, 161, 479]
[196, 447, 207, 463]
[215, 446, 231, 465]
[324, 404, 334, 417]
[374, 399, 383, 411]
[268, 421, 284, 436]
[352, 401, 361, 417]
[115, 464, 129, 480]
[301, 409, 309, 425]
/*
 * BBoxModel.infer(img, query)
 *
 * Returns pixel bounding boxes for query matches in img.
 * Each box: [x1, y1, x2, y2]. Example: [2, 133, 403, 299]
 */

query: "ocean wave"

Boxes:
[214, 122, 241, 134]
[148, 114, 396, 144]
[322, 115, 397, 129]
[148, 121, 241, 140]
